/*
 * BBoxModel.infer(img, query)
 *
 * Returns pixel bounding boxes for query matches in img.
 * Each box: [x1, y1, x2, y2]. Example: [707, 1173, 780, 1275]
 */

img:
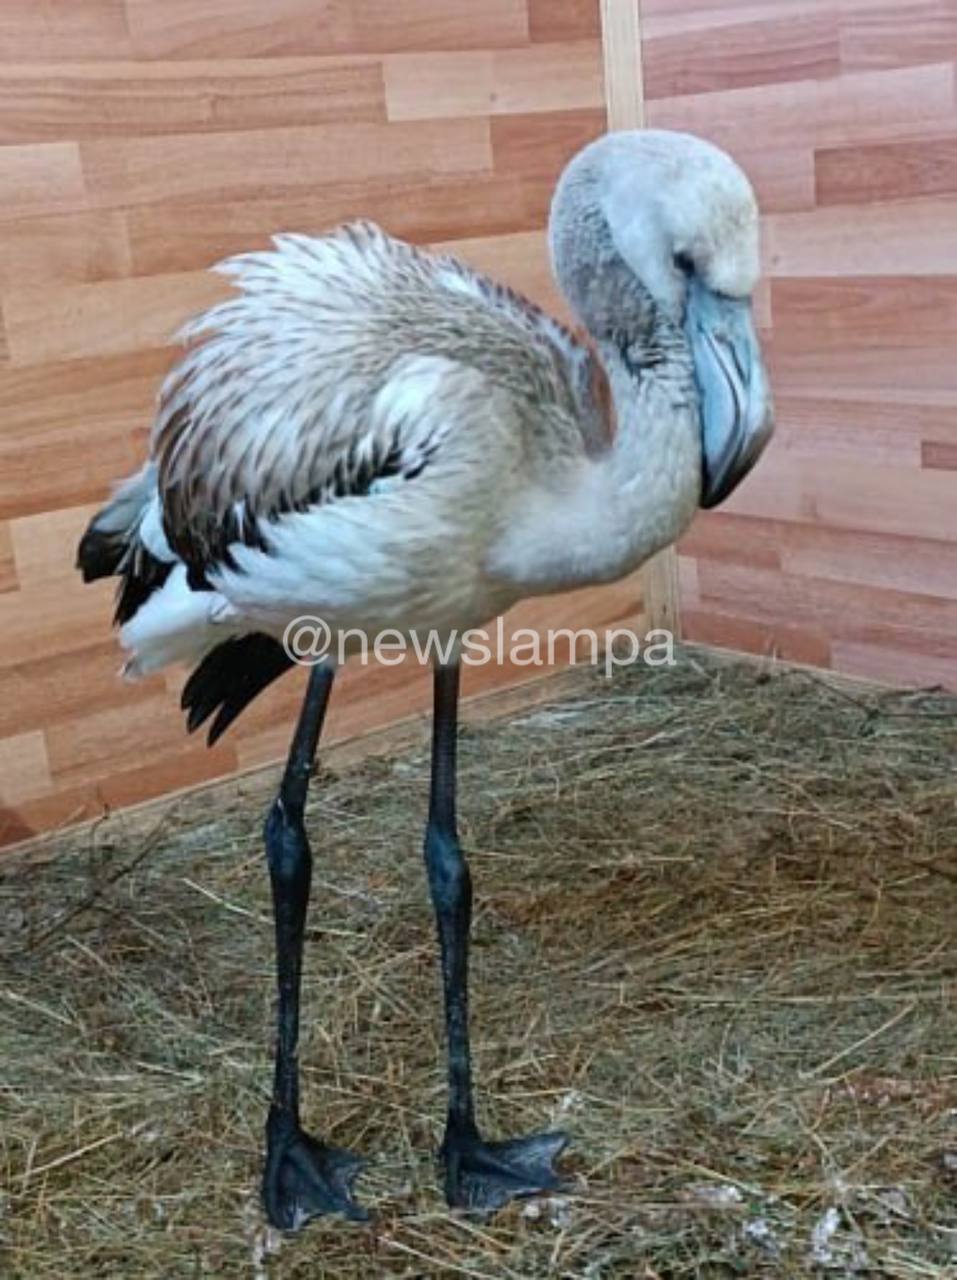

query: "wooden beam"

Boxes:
[599, 0, 682, 637]
[600, 0, 645, 129]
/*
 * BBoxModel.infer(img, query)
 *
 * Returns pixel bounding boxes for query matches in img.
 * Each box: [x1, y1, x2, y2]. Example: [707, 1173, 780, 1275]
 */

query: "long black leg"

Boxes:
[425, 662, 477, 1138]
[261, 663, 367, 1229]
[425, 663, 568, 1213]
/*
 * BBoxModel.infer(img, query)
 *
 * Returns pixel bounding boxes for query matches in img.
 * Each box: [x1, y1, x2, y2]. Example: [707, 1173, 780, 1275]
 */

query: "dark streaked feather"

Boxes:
[76, 516, 176, 625]
[182, 634, 295, 745]
[76, 524, 125, 583]
[114, 550, 174, 626]
[165, 424, 430, 588]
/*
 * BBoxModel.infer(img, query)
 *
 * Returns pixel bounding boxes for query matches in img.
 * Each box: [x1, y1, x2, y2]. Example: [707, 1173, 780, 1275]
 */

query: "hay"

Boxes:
[1, 649, 956, 1278]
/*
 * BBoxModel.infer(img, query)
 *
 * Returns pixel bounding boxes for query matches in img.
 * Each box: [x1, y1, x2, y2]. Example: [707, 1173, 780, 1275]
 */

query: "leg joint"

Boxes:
[424, 823, 471, 912]
[265, 797, 311, 888]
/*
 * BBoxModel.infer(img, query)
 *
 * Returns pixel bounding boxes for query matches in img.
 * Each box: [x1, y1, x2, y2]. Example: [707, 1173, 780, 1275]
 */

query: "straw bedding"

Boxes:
[1, 650, 955, 1277]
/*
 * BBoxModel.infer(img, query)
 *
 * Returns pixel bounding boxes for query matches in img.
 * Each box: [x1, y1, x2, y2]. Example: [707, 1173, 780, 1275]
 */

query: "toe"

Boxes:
[263, 1131, 369, 1229]
[443, 1128, 571, 1214]
[491, 1130, 569, 1170]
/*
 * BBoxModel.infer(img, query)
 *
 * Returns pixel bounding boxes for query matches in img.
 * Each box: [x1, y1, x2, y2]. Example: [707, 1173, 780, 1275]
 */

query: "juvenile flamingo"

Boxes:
[77, 129, 773, 1225]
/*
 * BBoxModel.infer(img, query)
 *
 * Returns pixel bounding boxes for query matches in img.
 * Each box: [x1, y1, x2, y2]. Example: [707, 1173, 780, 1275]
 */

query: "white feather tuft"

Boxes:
[120, 566, 234, 677]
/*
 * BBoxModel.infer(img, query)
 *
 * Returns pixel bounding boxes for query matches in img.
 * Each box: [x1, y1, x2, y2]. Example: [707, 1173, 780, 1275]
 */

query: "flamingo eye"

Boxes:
[673, 252, 695, 277]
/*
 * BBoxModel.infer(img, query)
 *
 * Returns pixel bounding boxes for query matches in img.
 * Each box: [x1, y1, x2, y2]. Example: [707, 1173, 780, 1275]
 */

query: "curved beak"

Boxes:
[685, 278, 774, 509]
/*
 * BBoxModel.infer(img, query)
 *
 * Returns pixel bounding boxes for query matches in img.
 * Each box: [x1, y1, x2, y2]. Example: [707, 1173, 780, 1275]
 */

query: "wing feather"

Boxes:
[153, 221, 604, 581]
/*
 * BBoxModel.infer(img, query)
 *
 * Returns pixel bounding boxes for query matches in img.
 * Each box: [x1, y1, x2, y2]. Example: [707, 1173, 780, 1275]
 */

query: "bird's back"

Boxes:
[76, 222, 608, 720]
[170, 220, 593, 437]
[152, 222, 605, 577]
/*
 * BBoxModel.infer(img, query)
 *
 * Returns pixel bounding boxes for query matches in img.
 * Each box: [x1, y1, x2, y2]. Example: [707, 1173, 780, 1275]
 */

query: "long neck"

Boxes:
[485, 334, 702, 595]
[596, 329, 702, 574]
[486, 195, 705, 595]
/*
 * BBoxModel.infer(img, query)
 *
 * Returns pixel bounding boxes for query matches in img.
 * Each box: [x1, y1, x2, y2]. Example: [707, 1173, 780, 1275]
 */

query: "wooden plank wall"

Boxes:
[3, 0, 954, 849]
[0, 0, 635, 849]
[640, 0, 957, 689]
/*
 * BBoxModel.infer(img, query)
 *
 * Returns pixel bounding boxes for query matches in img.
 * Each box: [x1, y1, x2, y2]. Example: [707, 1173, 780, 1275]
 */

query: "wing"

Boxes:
[153, 222, 605, 585]
[154, 225, 439, 584]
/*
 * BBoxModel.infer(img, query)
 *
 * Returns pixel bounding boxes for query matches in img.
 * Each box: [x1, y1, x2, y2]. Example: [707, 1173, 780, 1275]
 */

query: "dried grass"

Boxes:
[1, 650, 956, 1277]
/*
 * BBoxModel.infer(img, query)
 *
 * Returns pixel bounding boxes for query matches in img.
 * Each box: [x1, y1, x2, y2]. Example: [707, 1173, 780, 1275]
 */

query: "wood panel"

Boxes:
[647, 62, 956, 151]
[602, 0, 681, 635]
[0, 2, 134, 63]
[815, 135, 957, 205]
[0, 61, 388, 143]
[643, 13, 840, 100]
[80, 118, 494, 209]
[839, 0, 957, 72]
[642, 0, 957, 689]
[383, 42, 604, 121]
[7, 0, 953, 849]
[0, 0, 617, 850]
[0, 143, 87, 221]
[528, 0, 601, 44]
[124, 0, 532, 60]
[923, 440, 957, 470]
[0, 524, 15, 596]
[124, 177, 548, 275]
[0, 351, 164, 520]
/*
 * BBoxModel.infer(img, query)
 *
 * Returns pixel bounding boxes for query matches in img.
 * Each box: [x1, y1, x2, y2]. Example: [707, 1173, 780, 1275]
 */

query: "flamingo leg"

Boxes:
[425, 663, 569, 1213]
[261, 663, 367, 1229]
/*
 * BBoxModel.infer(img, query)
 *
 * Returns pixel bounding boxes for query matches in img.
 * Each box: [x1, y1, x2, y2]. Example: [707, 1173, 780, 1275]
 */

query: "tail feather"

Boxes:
[181, 634, 295, 745]
[78, 463, 177, 626]
[77, 463, 158, 582]
[80, 463, 295, 743]
[76, 524, 127, 583]
[114, 549, 175, 626]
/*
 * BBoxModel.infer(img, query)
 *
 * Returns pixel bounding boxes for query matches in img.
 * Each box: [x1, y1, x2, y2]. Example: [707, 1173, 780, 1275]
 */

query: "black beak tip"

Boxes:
[700, 452, 755, 511]
[700, 413, 774, 510]
[700, 479, 733, 511]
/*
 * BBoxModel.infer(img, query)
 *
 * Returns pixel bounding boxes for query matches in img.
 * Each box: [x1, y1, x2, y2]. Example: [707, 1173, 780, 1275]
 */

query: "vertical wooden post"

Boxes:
[599, 0, 682, 637]
[600, 0, 645, 129]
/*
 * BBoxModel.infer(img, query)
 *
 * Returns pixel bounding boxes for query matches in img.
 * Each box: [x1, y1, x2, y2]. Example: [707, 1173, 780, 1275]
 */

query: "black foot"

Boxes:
[440, 1127, 569, 1213]
[262, 1109, 368, 1230]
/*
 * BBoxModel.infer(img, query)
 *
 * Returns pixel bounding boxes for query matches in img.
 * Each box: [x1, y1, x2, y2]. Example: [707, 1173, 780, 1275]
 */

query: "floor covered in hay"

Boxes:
[1, 650, 956, 1278]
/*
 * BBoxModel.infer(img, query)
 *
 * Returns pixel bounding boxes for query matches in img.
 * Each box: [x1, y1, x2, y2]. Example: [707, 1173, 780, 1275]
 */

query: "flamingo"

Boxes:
[77, 129, 773, 1226]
